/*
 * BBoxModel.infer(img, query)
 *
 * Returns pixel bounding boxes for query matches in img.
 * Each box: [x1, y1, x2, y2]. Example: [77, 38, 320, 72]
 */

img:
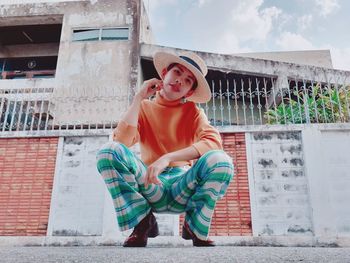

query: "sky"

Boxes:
[145, 0, 350, 71]
[1, 0, 348, 71]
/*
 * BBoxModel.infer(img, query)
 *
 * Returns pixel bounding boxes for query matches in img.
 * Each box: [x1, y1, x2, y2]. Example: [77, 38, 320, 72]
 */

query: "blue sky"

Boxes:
[1, 0, 348, 70]
[146, 0, 350, 70]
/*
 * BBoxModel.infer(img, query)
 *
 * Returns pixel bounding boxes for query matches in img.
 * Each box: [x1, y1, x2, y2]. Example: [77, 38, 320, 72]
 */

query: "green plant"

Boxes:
[264, 84, 350, 124]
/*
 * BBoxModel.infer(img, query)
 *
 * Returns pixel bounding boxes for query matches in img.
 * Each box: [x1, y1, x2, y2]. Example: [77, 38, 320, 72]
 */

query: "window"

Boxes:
[72, 28, 129, 42]
[72, 29, 100, 42]
[101, 28, 128, 40]
[0, 23, 62, 80]
[0, 57, 57, 79]
[0, 24, 62, 45]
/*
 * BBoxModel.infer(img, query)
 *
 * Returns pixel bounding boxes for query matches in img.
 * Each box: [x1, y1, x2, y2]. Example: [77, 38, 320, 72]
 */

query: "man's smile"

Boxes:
[169, 83, 181, 92]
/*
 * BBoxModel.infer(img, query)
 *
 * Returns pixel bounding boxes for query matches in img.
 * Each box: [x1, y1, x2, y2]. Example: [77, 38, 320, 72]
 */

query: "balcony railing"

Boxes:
[0, 72, 349, 134]
[201, 73, 350, 126]
[0, 70, 56, 79]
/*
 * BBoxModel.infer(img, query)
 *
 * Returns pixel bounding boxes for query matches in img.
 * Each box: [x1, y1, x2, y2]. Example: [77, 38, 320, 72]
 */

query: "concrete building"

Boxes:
[0, 0, 350, 247]
[234, 50, 333, 68]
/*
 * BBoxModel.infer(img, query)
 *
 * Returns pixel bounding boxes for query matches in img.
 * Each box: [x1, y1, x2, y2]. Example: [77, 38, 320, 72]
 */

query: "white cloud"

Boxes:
[229, 0, 282, 42]
[274, 18, 349, 71]
[315, 0, 340, 17]
[275, 32, 350, 71]
[146, 0, 177, 15]
[192, 0, 282, 54]
[276, 32, 314, 50]
[197, 0, 213, 7]
[276, 13, 293, 32]
[162, 0, 282, 54]
[146, 0, 178, 32]
[297, 14, 313, 31]
[214, 33, 252, 54]
[146, 0, 350, 72]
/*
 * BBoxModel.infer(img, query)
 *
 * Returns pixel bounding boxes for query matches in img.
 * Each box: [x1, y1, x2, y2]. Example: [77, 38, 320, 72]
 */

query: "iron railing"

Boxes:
[1, 73, 349, 133]
[0, 88, 114, 133]
[201, 72, 350, 126]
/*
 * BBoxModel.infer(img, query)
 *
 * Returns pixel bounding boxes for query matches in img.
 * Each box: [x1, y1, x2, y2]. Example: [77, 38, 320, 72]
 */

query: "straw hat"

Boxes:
[153, 51, 211, 103]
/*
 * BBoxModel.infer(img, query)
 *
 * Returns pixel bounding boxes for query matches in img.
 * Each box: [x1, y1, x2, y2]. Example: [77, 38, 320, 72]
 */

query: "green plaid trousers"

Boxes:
[96, 141, 234, 240]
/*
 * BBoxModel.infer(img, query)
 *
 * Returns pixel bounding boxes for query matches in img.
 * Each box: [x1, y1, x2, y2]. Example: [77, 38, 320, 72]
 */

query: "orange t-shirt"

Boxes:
[113, 92, 222, 167]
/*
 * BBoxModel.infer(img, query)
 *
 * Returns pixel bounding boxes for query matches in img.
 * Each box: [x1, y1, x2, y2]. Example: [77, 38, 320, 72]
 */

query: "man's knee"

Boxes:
[197, 150, 234, 182]
[96, 141, 126, 161]
[202, 150, 233, 167]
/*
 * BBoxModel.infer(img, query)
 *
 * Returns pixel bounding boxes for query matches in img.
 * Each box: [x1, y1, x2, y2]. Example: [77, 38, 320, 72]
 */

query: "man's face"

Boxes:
[160, 64, 196, 101]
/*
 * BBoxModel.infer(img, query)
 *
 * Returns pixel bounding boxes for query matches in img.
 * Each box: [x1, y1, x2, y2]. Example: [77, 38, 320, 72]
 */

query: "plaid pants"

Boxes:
[96, 141, 234, 240]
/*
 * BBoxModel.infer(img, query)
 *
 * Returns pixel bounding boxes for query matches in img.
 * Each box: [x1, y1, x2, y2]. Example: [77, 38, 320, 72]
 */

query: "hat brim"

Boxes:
[153, 52, 211, 103]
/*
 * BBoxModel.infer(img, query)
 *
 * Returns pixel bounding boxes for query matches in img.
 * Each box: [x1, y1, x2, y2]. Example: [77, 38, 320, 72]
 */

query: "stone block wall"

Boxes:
[247, 132, 313, 236]
[302, 128, 350, 237]
[322, 131, 350, 236]
[47, 136, 108, 236]
[1, 127, 349, 240]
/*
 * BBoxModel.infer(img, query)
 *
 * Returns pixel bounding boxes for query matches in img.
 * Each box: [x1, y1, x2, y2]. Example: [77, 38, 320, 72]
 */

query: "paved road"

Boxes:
[0, 246, 349, 263]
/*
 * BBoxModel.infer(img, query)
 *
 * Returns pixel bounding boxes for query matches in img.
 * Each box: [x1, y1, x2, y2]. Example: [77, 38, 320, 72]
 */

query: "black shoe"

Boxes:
[123, 212, 159, 247]
[182, 221, 215, 247]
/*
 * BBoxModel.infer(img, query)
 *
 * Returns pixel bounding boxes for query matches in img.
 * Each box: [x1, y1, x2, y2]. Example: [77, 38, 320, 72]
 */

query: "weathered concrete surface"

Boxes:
[47, 136, 108, 237]
[139, 0, 154, 45]
[0, 0, 84, 4]
[321, 131, 350, 236]
[52, 0, 134, 124]
[234, 50, 333, 68]
[48, 136, 179, 238]
[0, 246, 349, 263]
[0, 0, 139, 124]
[247, 131, 313, 236]
[0, 43, 59, 58]
[303, 127, 350, 237]
[141, 44, 350, 83]
[1, 236, 350, 248]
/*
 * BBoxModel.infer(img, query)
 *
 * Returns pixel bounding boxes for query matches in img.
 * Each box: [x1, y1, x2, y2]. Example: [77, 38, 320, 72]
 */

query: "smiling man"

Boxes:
[96, 51, 235, 247]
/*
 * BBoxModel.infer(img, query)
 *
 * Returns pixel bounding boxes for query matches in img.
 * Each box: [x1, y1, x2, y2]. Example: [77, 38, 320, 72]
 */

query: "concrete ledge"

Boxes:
[1, 123, 349, 138]
[0, 236, 350, 247]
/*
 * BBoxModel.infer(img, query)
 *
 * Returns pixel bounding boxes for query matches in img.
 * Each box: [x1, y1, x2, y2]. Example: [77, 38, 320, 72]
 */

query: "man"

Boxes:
[96, 51, 234, 247]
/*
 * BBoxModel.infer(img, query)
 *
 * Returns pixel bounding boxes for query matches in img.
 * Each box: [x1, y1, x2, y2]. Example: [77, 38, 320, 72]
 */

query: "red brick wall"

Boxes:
[211, 133, 252, 236]
[180, 133, 252, 236]
[0, 137, 58, 236]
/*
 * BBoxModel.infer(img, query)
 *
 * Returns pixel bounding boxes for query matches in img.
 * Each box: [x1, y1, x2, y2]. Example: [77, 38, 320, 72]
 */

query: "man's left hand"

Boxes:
[144, 155, 170, 188]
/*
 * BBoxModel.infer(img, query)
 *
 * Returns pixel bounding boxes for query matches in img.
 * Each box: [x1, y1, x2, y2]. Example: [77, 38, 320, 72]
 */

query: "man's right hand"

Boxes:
[135, 78, 163, 102]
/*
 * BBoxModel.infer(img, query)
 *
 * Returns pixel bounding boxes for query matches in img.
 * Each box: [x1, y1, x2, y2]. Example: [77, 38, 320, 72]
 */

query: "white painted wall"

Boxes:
[303, 127, 350, 237]
[47, 128, 350, 239]
[246, 127, 350, 238]
[246, 131, 313, 236]
[48, 136, 179, 238]
[48, 136, 108, 236]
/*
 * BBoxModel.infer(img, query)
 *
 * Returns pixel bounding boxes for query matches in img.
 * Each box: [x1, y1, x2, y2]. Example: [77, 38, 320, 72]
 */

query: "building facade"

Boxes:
[0, 0, 350, 246]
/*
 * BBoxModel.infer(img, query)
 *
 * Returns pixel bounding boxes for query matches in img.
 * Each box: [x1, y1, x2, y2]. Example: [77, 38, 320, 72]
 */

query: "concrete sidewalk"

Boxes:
[0, 246, 349, 263]
[1, 236, 350, 247]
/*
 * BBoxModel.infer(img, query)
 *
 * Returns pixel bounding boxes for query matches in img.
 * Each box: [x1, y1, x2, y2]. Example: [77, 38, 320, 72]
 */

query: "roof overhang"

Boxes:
[140, 44, 350, 83]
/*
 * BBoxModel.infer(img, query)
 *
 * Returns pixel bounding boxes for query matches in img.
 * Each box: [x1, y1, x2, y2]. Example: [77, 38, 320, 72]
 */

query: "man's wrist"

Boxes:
[132, 94, 143, 104]
[163, 153, 173, 163]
